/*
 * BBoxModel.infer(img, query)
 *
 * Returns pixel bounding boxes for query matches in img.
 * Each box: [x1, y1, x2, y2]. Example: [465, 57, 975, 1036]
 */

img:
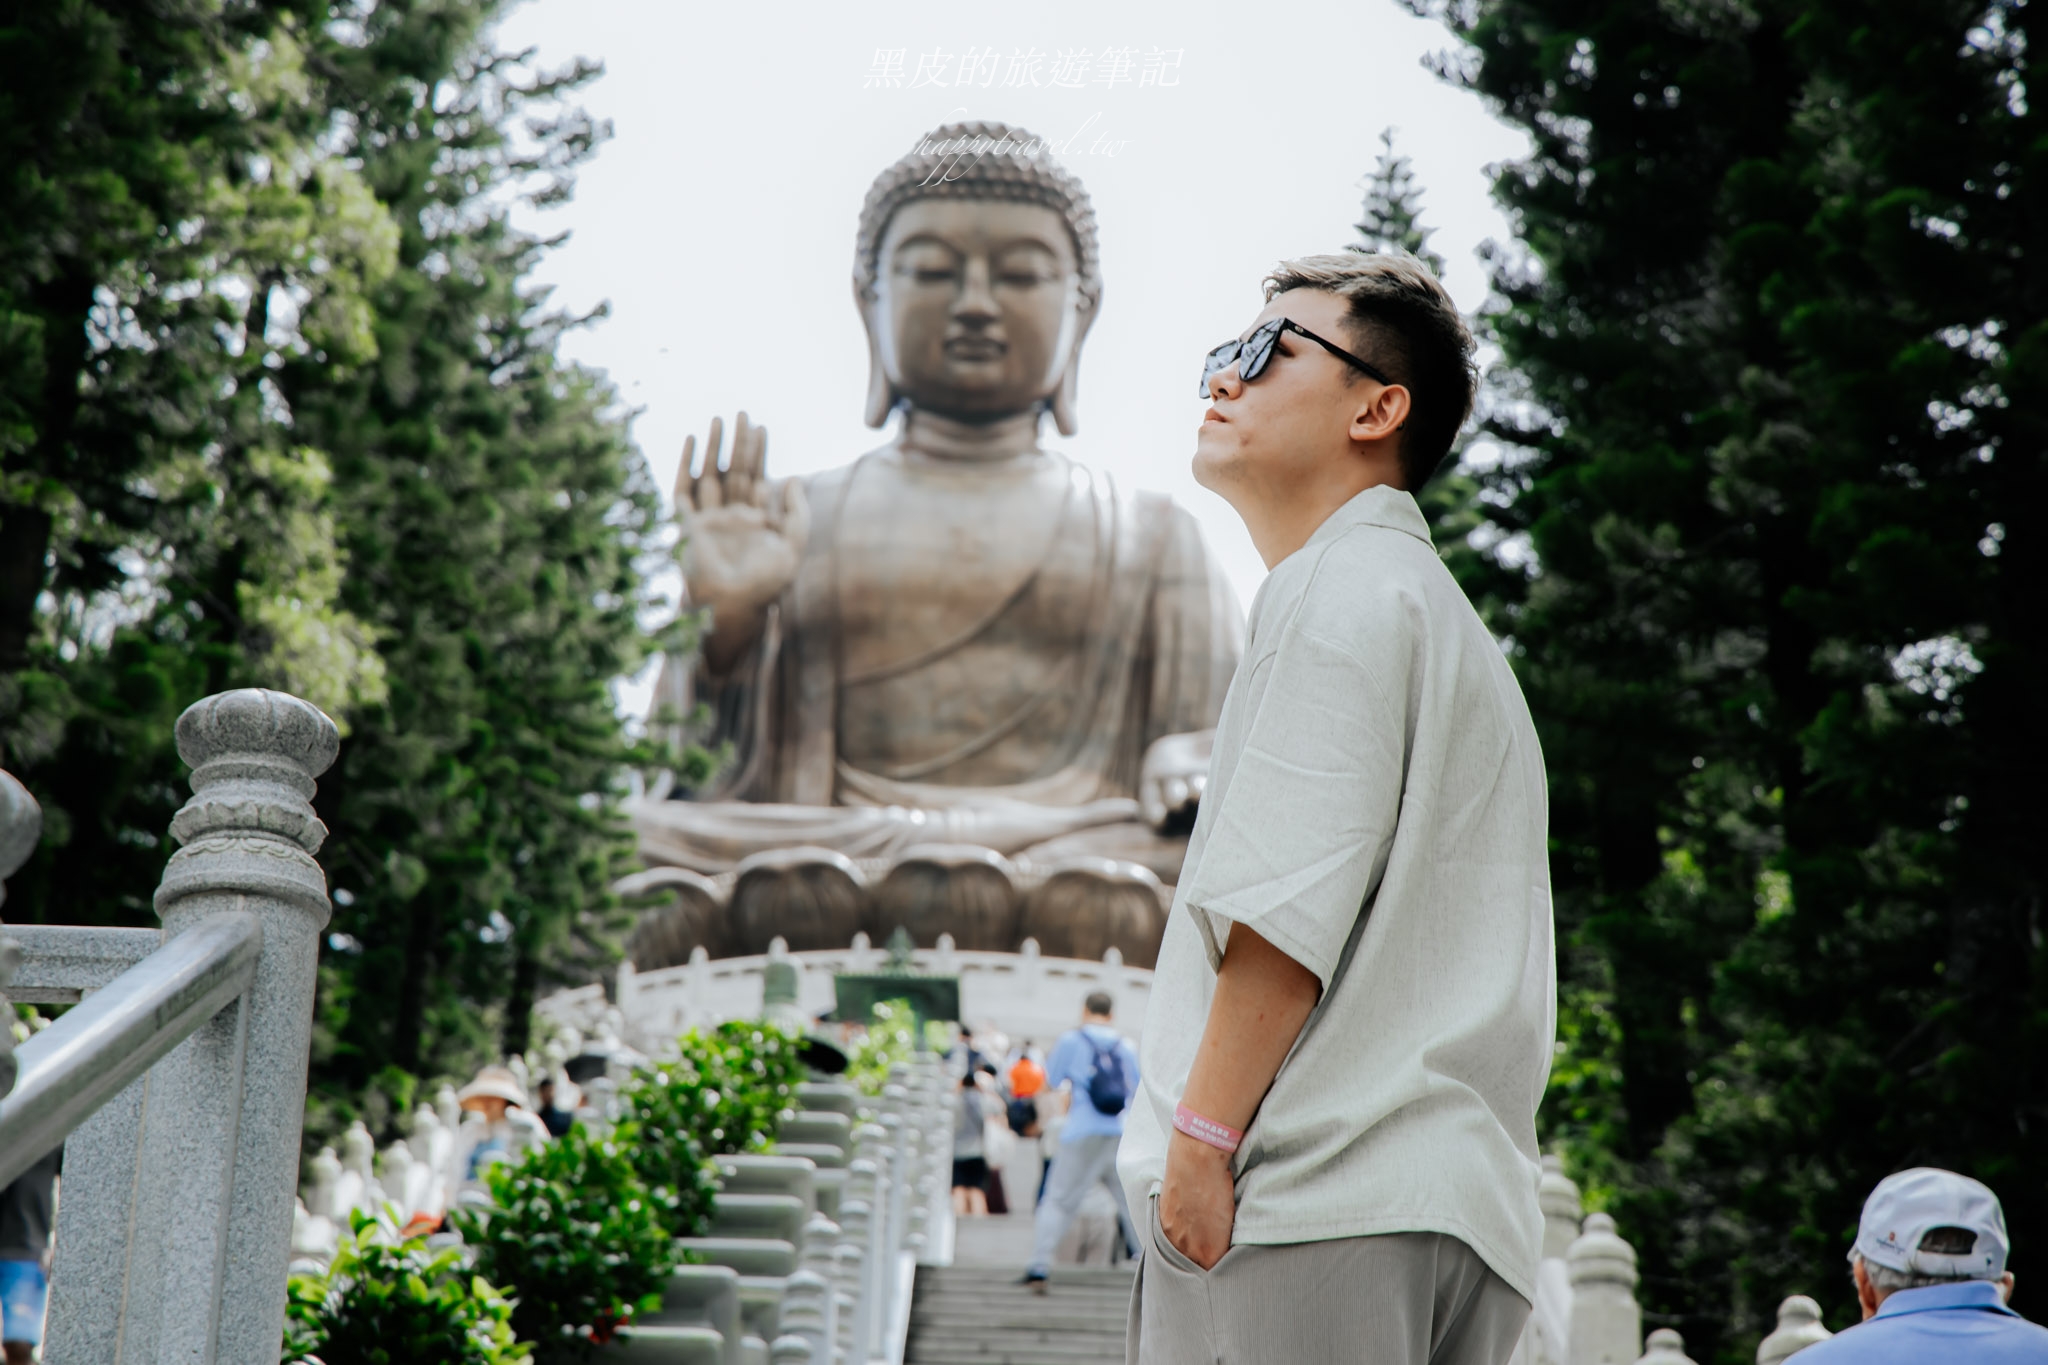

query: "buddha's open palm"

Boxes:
[677, 412, 810, 646]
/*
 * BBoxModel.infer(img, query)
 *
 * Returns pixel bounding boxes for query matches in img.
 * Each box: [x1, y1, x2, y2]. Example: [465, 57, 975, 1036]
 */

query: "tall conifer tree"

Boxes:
[1407, 0, 2045, 1354]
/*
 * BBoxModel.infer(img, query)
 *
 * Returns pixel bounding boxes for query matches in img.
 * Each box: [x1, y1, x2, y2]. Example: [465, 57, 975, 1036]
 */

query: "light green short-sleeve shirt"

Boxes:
[1116, 484, 1555, 1304]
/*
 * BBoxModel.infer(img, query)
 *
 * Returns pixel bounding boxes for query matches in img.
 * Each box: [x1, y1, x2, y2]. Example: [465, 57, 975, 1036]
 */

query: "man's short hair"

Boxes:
[1084, 991, 1114, 1017]
[1864, 1226, 1991, 1296]
[1260, 252, 1478, 490]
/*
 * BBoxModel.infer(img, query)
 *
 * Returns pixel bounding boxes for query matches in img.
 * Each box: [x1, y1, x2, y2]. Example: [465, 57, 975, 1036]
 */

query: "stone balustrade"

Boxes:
[618, 844, 1171, 967]
[1514, 1155, 1839, 1365]
[539, 933, 1159, 1058]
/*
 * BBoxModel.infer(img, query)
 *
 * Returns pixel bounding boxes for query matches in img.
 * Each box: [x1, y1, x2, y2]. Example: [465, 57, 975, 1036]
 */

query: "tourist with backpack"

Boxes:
[1020, 992, 1141, 1292]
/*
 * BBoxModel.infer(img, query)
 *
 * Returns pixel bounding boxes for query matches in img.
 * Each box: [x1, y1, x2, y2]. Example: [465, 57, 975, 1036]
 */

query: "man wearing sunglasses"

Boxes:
[1118, 253, 1554, 1365]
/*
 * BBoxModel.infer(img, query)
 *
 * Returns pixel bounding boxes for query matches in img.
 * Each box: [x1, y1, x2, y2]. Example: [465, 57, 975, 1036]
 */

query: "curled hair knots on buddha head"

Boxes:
[853, 120, 1102, 310]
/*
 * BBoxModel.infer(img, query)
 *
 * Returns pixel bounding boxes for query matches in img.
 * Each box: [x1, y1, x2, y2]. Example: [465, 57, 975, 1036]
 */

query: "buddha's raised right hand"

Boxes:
[677, 411, 811, 673]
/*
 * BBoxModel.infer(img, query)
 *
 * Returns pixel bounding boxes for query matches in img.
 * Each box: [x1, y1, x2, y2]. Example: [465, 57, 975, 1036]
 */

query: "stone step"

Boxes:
[911, 1322, 1131, 1339]
[907, 1349, 1129, 1365]
[913, 1306, 1132, 1319]
[905, 1265, 1132, 1365]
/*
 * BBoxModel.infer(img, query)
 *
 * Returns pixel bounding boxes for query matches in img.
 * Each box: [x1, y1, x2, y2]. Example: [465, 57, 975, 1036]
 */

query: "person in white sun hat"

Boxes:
[1795, 1166, 2048, 1363]
[453, 1064, 552, 1188]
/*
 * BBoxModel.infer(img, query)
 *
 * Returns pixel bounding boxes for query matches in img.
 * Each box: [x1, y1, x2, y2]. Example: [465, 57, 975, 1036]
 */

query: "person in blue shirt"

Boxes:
[1021, 991, 1141, 1291]
[1796, 1167, 2048, 1364]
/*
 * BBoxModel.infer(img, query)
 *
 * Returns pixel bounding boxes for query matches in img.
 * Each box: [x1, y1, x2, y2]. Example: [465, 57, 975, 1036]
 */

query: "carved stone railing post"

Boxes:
[1636, 1327, 1698, 1364]
[1539, 1153, 1584, 1261]
[0, 767, 40, 1102]
[46, 688, 338, 1365]
[1756, 1295, 1832, 1363]
[1567, 1212, 1643, 1365]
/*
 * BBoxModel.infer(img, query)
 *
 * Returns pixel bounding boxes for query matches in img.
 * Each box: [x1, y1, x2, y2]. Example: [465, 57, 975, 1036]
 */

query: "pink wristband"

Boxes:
[1172, 1102, 1243, 1153]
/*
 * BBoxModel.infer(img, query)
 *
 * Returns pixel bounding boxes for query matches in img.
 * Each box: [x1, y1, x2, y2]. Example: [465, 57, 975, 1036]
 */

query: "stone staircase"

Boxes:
[905, 1264, 1134, 1365]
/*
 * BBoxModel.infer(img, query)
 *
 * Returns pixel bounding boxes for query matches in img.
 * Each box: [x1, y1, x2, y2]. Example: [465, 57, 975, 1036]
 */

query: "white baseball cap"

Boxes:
[1850, 1167, 2009, 1279]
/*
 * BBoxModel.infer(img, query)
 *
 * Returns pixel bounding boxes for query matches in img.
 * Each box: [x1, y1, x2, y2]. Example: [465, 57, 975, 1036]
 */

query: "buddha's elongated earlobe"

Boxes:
[855, 277, 900, 429]
[863, 330, 898, 429]
[1047, 296, 1098, 438]
[1049, 356, 1081, 437]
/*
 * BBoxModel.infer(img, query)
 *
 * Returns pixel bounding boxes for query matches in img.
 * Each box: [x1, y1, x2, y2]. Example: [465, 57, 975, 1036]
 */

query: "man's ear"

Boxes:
[1853, 1258, 1882, 1320]
[856, 276, 899, 429]
[1348, 383, 1411, 444]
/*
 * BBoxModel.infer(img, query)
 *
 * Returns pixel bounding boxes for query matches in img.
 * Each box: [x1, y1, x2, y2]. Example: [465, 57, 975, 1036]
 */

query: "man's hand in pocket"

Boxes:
[1158, 1130, 1236, 1269]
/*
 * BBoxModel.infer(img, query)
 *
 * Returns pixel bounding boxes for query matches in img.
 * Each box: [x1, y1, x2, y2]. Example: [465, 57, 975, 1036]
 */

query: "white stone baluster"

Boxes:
[1510, 1154, 1581, 1365]
[304, 1146, 343, 1222]
[379, 1139, 417, 1221]
[1539, 1154, 1583, 1260]
[796, 1213, 841, 1363]
[831, 1239, 865, 1362]
[1756, 1295, 1832, 1364]
[837, 1159, 875, 1355]
[409, 1102, 455, 1216]
[1567, 1212, 1642, 1365]
[850, 1132, 888, 1351]
[687, 946, 713, 1031]
[1636, 1327, 1697, 1364]
[779, 1267, 833, 1365]
[874, 1102, 909, 1355]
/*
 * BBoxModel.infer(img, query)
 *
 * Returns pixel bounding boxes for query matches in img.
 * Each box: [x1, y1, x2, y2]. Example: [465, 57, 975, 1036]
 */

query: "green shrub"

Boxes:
[449, 1122, 678, 1364]
[700, 1019, 809, 1141]
[629, 1021, 807, 1164]
[615, 1070, 722, 1237]
[843, 999, 947, 1096]
[282, 1208, 528, 1365]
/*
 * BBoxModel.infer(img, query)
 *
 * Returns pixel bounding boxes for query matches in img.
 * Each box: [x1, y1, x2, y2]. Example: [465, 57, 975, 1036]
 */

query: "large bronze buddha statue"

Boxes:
[628, 122, 1242, 957]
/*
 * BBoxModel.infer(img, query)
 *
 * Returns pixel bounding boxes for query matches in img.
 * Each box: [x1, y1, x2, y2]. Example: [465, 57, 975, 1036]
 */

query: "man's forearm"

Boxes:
[1156, 921, 1322, 1269]
[1179, 922, 1322, 1135]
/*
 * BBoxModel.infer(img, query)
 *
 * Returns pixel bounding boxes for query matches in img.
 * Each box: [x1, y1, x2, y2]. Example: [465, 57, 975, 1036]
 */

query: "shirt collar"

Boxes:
[1300, 483, 1434, 554]
[1874, 1279, 2017, 1319]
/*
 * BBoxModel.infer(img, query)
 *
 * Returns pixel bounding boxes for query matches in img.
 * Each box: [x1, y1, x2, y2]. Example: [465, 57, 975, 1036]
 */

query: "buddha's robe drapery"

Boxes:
[632, 451, 1242, 874]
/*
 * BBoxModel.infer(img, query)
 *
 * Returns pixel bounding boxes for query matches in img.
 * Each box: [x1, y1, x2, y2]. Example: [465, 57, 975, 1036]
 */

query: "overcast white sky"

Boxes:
[490, 0, 1529, 719]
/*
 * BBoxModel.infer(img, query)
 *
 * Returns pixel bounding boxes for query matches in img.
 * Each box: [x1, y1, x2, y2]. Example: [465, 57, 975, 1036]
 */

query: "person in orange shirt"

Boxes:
[1010, 1049, 1046, 1099]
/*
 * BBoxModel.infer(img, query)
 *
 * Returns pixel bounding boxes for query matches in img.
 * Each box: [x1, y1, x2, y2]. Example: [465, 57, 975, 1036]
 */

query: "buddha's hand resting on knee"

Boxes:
[1139, 730, 1214, 833]
[1159, 1129, 1235, 1269]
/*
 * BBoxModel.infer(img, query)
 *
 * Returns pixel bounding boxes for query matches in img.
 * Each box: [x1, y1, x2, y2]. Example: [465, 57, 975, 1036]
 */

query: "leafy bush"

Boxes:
[843, 999, 948, 1096]
[699, 1019, 809, 1142]
[282, 1209, 528, 1365]
[450, 1123, 678, 1364]
[626, 1021, 807, 1166]
[615, 1070, 722, 1237]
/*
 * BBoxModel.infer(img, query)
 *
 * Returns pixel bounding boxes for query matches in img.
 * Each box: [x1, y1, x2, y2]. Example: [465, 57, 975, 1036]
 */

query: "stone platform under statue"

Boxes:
[623, 121, 1242, 966]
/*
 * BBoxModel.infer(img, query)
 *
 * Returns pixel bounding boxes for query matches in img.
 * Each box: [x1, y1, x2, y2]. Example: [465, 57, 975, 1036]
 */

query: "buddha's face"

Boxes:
[868, 198, 1085, 421]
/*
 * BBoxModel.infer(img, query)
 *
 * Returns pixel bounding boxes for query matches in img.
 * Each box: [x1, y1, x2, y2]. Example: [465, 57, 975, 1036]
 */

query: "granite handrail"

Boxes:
[0, 688, 341, 1365]
[0, 912, 262, 1186]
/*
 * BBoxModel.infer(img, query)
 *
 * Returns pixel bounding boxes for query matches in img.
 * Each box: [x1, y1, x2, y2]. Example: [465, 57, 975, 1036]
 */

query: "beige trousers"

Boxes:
[1129, 1196, 1530, 1365]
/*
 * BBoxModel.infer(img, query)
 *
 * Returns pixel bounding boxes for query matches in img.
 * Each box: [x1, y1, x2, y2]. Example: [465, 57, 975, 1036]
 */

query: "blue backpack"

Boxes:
[1084, 1035, 1130, 1116]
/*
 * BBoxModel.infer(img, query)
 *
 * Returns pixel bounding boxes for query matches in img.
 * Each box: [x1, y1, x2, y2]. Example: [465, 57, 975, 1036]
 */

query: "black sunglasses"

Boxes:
[1199, 317, 1394, 398]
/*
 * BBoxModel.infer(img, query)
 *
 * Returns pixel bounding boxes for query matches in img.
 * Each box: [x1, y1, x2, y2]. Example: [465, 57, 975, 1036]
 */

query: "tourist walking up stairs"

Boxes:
[1022, 993, 1140, 1292]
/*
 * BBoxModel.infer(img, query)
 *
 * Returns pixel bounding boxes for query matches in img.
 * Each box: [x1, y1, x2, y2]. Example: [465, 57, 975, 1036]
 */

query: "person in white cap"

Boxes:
[453, 1064, 552, 1188]
[1795, 1166, 2048, 1363]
